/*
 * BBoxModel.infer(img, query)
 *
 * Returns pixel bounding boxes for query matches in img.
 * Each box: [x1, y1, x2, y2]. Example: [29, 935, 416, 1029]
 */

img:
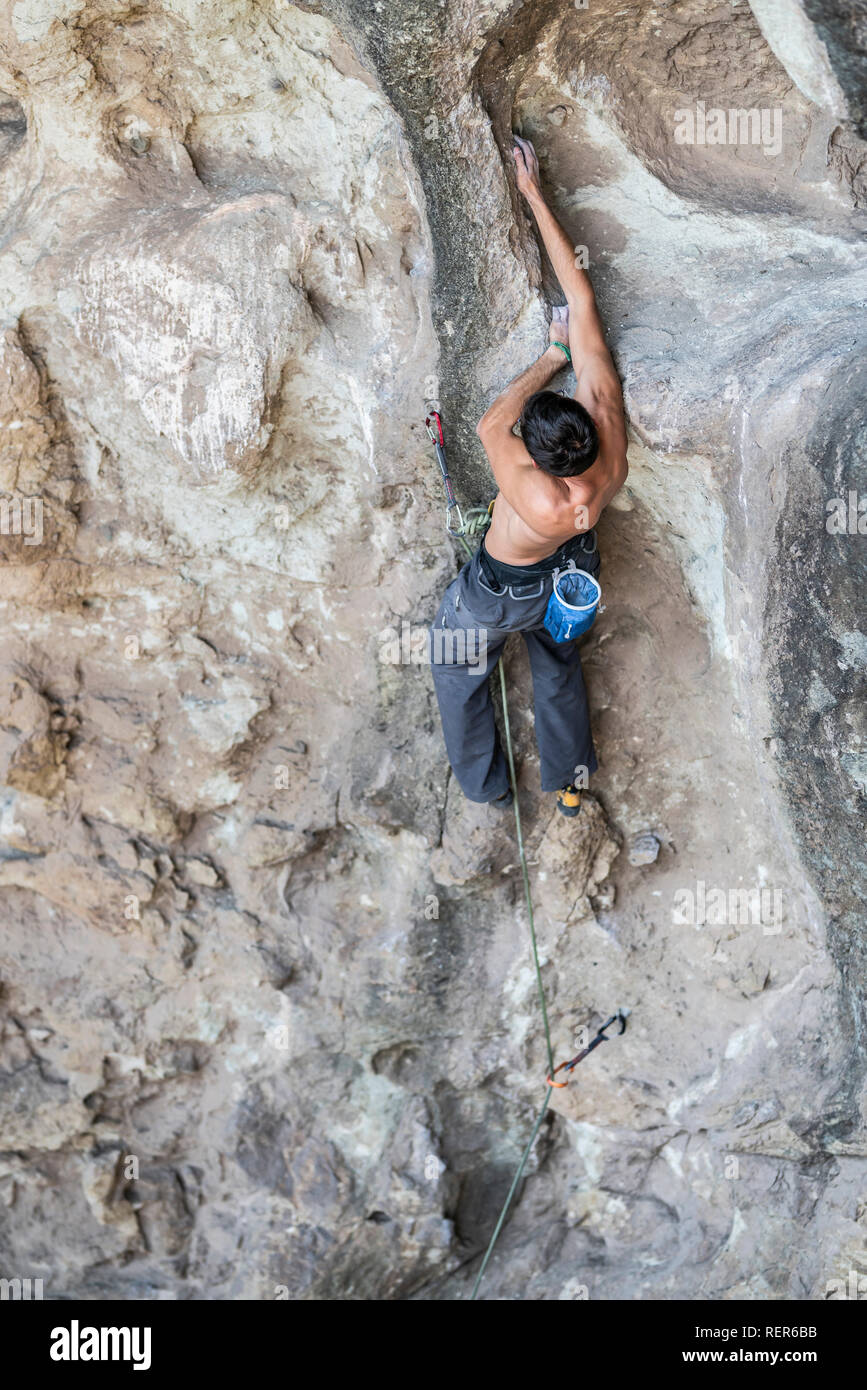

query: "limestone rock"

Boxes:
[0, 0, 864, 1304]
[627, 831, 661, 867]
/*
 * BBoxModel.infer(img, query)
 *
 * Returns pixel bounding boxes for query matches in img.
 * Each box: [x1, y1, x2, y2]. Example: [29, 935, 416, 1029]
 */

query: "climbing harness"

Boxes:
[425, 408, 629, 1300]
[544, 563, 602, 642]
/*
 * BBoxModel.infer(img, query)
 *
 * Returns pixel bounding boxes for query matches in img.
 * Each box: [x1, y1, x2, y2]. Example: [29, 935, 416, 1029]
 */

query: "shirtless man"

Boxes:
[430, 135, 628, 817]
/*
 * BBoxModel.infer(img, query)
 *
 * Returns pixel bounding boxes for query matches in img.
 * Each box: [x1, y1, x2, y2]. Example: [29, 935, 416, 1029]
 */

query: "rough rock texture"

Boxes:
[0, 0, 864, 1300]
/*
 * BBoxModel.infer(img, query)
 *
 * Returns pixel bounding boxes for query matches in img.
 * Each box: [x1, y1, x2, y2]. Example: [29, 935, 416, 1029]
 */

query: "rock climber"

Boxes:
[430, 135, 628, 818]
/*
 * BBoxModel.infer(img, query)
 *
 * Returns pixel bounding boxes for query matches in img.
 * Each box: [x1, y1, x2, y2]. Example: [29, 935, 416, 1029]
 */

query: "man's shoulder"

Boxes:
[563, 464, 608, 506]
[559, 446, 628, 533]
[589, 394, 627, 448]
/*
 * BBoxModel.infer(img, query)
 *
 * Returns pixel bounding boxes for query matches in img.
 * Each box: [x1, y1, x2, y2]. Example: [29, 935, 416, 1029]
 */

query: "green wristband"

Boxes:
[551, 340, 572, 363]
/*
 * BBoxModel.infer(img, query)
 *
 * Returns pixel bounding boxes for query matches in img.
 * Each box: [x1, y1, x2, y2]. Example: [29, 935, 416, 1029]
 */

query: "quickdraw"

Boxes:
[425, 408, 465, 536]
[546, 1010, 630, 1087]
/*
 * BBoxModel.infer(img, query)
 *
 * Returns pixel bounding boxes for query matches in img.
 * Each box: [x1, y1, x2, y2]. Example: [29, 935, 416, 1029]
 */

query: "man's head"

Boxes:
[521, 390, 599, 476]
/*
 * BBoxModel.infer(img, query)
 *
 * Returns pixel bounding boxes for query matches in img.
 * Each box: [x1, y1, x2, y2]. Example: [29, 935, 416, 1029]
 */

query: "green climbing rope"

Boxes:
[470, 663, 555, 1298]
[459, 506, 496, 540]
[448, 503, 627, 1300]
[453, 521, 556, 1299]
[470, 1089, 551, 1298]
[454, 522, 552, 1073]
[495, 654, 555, 1079]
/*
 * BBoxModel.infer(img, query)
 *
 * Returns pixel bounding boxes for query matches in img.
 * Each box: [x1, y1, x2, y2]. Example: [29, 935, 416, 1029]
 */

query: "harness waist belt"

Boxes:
[480, 529, 597, 588]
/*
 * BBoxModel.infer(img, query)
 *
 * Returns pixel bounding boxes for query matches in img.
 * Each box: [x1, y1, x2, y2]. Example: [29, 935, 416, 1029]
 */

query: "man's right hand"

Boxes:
[513, 135, 543, 202]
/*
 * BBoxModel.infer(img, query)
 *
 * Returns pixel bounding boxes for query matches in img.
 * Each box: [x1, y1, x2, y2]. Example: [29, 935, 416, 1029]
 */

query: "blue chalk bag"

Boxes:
[543, 563, 602, 642]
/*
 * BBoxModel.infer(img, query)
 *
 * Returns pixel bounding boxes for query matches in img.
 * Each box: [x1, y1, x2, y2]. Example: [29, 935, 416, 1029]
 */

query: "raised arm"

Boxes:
[475, 316, 574, 536]
[513, 136, 628, 515]
[513, 137, 624, 418]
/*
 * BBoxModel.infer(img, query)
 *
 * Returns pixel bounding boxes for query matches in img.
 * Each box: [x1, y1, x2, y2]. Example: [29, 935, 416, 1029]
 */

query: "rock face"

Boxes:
[0, 0, 864, 1301]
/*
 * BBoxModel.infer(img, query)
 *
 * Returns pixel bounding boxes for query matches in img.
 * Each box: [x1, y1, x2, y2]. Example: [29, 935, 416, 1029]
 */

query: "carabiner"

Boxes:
[546, 1008, 629, 1088]
[425, 410, 444, 447]
[425, 408, 465, 537]
[446, 499, 465, 536]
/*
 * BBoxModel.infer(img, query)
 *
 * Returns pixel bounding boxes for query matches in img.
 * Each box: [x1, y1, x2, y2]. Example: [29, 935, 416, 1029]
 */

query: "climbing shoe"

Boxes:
[489, 786, 514, 810]
[555, 783, 582, 817]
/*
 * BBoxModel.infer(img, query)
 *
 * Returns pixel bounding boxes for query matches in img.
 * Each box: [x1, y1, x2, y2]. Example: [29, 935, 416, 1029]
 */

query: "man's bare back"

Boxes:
[484, 408, 624, 564]
[477, 137, 628, 566]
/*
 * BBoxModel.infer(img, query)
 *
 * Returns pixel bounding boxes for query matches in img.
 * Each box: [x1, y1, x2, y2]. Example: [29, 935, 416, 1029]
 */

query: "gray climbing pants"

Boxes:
[429, 531, 600, 803]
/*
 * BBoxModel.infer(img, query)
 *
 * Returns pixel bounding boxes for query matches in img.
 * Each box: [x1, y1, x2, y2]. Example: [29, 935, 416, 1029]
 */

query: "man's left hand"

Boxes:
[549, 304, 570, 346]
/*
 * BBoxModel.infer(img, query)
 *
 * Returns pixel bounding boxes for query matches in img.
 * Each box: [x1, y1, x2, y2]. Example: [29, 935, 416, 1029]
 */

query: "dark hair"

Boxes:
[521, 391, 599, 476]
